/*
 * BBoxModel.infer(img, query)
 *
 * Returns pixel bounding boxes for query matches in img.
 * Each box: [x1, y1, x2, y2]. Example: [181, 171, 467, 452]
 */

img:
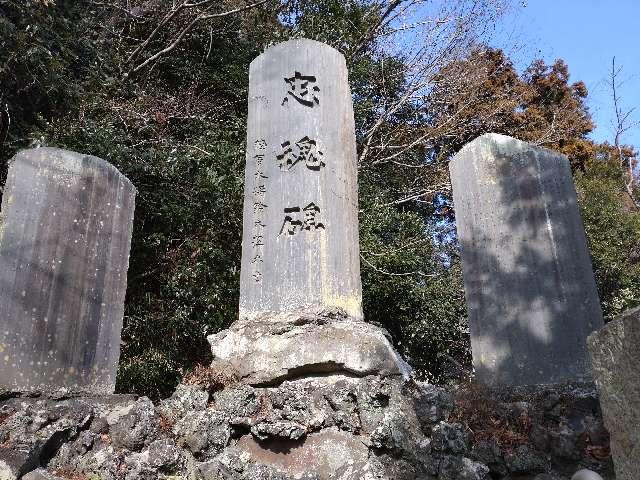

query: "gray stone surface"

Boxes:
[0, 148, 135, 394]
[449, 133, 603, 386]
[571, 469, 604, 480]
[587, 307, 640, 480]
[233, 428, 369, 478]
[21, 469, 63, 480]
[208, 309, 411, 386]
[239, 38, 362, 321]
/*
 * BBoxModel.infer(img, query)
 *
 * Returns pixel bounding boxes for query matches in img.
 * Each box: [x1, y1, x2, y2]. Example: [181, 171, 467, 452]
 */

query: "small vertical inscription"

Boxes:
[251, 139, 268, 282]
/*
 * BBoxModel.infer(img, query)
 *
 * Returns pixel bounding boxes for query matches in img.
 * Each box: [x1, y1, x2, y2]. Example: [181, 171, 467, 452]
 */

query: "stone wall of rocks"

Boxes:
[0, 377, 613, 480]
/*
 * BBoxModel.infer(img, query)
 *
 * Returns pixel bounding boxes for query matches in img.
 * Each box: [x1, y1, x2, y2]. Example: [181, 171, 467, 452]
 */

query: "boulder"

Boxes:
[571, 469, 604, 480]
[158, 384, 209, 424]
[173, 410, 230, 457]
[587, 307, 640, 480]
[207, 310, 411, 386]
[110, 397, 158, 450]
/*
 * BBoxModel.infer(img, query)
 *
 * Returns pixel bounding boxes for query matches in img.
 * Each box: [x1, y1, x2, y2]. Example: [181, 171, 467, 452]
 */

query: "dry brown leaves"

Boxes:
[183, 363, 240, 393]
[448, 382, 530, 453]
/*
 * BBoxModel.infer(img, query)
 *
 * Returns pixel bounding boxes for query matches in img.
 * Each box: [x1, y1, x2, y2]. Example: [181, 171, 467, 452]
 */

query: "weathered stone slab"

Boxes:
[449, 133, 603, 385]
[0, 148, 135, 394]
[239, 38, 362, 320]
[587, 307, 640, 480]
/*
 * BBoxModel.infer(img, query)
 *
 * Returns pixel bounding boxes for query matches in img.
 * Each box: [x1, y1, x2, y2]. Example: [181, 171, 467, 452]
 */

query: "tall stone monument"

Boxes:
[449, 133, 603, 385]
[205, 39, 437, 478]
[587, 307, 640, 479]
[0, 148, 136, 394]
[209, 39, 406, 386]
[238, 38, 362, 321]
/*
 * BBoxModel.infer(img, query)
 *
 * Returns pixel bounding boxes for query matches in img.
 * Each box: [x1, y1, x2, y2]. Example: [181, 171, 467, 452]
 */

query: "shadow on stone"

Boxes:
[450, 134, 604, 386]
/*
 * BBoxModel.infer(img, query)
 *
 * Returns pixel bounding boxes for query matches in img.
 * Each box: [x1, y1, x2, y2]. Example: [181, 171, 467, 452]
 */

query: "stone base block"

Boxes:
[0, 378, 614, 479]
[207, 309, 411, 386]
[587, 307, 640, 480]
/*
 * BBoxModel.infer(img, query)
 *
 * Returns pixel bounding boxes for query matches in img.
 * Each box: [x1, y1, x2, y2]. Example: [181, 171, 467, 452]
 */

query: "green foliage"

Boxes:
[358, 162, 469, 381]
[576, 156, 640, 318]
[280, 0, 379, 51]
[0, 0, 99, 177]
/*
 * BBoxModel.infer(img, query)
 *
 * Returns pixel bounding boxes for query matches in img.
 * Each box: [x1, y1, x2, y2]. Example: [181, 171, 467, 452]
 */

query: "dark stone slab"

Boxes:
[587, 307, 640, 479]
[238, 38, 362, 321]
[449, 133, 603, 386]
[0, 148, 135, 394]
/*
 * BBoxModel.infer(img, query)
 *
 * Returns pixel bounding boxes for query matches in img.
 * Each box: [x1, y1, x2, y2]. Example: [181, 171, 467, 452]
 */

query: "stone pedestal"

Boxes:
[587, 307, 640, 480]
[208, 308, 411, 386]
[449, 133, 603, 386]
[0, 148, 136, 394]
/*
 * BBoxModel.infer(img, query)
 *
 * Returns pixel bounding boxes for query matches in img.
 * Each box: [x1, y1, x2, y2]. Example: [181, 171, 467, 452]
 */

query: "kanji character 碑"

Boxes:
[279, 207, 303, 235]
[302, 202, 325, 230]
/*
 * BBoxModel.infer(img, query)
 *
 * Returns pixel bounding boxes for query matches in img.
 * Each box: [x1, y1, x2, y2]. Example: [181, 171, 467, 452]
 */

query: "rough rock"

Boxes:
[173, 410, 230, 457]
[533, 474, 566, 480]
[110, 397, 158, 450]
[0, 380, 614, 480]
[233, 428, 368, 479]
[548, 425, 582, 461]
[146, 438, 181, 470]
[158, 384, 209, 424]
[21, 469, 64, 480]
[587, 306, 640, 480]
[430, 422, 472, 455]
[407, 382, 453, 432]
[471, 440, 507, 476]
[207, 310, 411, 386]
[0, 460, 17, 480]
[571, 469, 604, 480]
[505, 445, 549, 475]
[251, 420, 306, 441]
[0, 398, 93, 478]
[438, 456, 490, 480]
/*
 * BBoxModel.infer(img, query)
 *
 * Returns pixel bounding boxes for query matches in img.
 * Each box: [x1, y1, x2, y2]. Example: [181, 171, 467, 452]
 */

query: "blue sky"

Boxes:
[498, 0, 640, 148]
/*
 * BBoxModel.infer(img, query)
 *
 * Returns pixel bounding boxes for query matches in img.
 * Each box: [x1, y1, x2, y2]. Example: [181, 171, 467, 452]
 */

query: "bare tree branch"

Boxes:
[360, 253, 440, 277]
[126, 0, 272, 77]
[609, 56, 640, 209]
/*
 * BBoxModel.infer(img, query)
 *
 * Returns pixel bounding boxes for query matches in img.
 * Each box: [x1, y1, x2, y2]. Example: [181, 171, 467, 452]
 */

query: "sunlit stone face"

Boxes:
[450, 133, 604, 386]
